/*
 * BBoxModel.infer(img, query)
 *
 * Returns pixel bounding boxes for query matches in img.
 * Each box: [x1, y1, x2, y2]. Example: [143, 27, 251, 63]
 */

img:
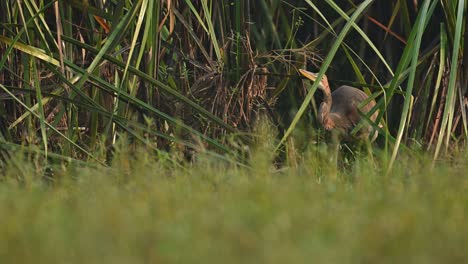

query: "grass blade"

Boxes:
[200, 0, 222, 64]
[433, 0, 465, 161]
[425, 23, 447, 139]
[388, 0, 433, 172]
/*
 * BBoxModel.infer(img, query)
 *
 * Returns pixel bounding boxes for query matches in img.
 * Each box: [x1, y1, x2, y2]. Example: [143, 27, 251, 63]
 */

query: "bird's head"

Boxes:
[299, 69, 330, 93]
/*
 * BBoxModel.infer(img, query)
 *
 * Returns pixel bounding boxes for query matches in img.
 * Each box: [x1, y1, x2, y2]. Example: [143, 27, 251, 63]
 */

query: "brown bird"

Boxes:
[299, 69, 379, 142]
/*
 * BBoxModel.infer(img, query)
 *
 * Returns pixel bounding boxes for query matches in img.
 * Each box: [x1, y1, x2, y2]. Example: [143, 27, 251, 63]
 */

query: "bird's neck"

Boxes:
[323, 89, 332, 106]
[321, 87, 333, 116]
[319, 88, 334, 129]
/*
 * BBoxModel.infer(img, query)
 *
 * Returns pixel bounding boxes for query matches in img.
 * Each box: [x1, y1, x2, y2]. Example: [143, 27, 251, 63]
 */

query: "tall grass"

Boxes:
[0, 2, 467, 261]
[0, 0, 466, 168]
[0, 132, 467, 263]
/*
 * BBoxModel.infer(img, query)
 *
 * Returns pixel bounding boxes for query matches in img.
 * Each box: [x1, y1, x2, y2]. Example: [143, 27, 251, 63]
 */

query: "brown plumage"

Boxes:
[299, 69, 379, 141]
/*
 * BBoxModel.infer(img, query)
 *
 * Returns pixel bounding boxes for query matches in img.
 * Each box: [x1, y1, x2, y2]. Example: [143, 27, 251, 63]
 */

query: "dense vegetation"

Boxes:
[0, 0, 467, 261]
[0, 0, 466, 167]
[1, 135, 467, 263]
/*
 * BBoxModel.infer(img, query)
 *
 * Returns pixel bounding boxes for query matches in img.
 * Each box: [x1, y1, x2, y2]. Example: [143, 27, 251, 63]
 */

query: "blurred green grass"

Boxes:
[1, 141, 467, 264]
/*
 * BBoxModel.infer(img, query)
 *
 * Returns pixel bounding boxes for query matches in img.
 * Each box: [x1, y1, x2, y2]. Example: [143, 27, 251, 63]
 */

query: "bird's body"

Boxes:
[319, 85, 378, 140]
[299, 69, 379, 142]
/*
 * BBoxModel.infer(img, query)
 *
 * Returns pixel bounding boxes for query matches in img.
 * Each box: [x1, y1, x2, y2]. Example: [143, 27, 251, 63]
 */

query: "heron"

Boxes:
[299, 69, 381, 169]
[299, 69, 379, 142]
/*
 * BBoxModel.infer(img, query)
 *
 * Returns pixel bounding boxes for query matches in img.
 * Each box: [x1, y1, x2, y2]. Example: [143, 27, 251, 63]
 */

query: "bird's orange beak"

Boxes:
[299, 69, 318, 82]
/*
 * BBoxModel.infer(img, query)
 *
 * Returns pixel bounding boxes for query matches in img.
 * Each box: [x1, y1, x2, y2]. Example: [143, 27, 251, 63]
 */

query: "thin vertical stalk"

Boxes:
[388, 0, 432, 173]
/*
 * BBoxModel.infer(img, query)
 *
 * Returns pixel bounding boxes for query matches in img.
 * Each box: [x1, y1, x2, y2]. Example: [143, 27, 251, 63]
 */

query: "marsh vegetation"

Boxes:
[0, 0, 467, 261]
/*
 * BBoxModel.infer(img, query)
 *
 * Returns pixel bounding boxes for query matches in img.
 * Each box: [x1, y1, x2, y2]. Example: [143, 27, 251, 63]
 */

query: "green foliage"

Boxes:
[0, 0, 466, 169]
[0, 1, 466, 260]
[0, 138, 467, 263]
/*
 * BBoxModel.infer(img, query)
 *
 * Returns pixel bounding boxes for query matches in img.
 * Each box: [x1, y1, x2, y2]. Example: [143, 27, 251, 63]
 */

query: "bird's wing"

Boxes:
[330, 86, 377, 132]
